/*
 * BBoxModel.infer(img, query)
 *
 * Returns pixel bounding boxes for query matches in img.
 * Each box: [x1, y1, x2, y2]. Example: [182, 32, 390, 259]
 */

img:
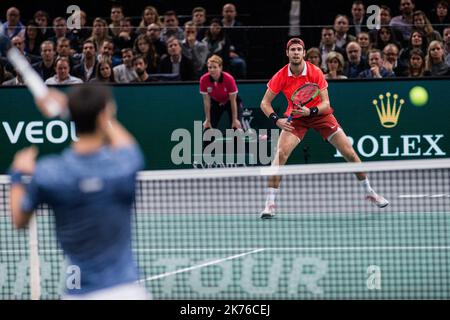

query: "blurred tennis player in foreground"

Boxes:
[9, 85, 148, 299]
[260, 38, 389, 219]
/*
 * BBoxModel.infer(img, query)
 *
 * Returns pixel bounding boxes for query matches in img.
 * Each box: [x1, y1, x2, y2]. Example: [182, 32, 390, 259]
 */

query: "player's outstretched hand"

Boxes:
[35, 89, 68, 118]
[276, 118, 294, 132]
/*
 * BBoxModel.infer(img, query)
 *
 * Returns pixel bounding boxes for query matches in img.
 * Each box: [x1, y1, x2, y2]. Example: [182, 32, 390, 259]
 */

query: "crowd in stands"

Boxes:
[0, 0, 449, 86]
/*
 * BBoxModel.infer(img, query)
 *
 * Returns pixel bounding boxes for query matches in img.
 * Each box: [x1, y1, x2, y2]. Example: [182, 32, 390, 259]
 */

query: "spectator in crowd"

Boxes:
[319, 27, 345, 70]
[349, 0, 367, 36]
[424, 40, 450, 76]
[0, 62, 13, 84]
[357, 31, 372, 60]
[138, 6, 160, 35]
[192, 7, 208, 41]
[344, 41, 368, 78]
[49, 17, 72, 46]
[333, 14, 356, 50]
[383, 43, 408, 76]
[24, 21, 44, 57]
[131, 55, 153, 82]
[413, 10, 442, 44]
[90, 59, 115, 83]
[114, 17, 136, 52]
[371, 5, 404, 46]
[372, 26, 402, 50]
[109, 5, 124, 38]
[72, 39, 98, 82]
[2, 73, 24, 86]
[430, 1, 450, 35]
[98, 39, 121, 67]
[181, 21, 208, 78]
[70, 10, 90, 53]
[359, 49, 395, 78]
[56, 37, 79, 68]
[32, 41, 56, 81]
[444, 26, 450, 65]
[161, 11, 184, 43]
[3, 36, 40, 75]
[159, 37, 195, 81]
[146, 23, 167, 58]
[324, 51, 348, 79]
[1, 7, 25, 39]
[203, 19, 231, 70]
[305, 47, 322, 69]
[407, 48, 426, 77]
[33, 10, 53, 40]
[390, 0, 415, 43]
[399, 30, 429, 66]
[45, 57, 83, 84]
[91, 18, 111, 53]
[113, 48, 138, 83]
[221, 3, 248, 78]
[133, 34, 159, 74]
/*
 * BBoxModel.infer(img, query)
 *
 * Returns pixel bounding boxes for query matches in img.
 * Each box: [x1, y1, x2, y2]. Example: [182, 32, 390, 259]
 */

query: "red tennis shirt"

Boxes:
[200, 72, 238, 105]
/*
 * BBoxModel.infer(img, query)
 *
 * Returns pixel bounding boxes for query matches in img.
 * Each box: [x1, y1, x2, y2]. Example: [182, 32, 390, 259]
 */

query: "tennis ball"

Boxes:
[409, 86, 428, 107]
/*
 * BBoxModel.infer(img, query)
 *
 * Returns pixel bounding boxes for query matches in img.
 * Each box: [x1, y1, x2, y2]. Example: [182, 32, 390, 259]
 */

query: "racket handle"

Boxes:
[287, 115, 293, 122]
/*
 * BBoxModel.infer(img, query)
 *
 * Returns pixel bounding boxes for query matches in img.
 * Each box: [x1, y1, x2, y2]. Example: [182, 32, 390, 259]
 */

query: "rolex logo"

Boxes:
[372, 92, 405, 128]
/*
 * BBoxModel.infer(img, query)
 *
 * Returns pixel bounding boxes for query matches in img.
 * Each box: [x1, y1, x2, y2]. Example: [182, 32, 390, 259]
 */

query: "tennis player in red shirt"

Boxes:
[260, 38, 388, 218]
[200, 55, 242, 130]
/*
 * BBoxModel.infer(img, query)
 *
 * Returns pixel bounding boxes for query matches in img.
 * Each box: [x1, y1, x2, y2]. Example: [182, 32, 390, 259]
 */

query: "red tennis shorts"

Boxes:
[290, 113, 341, 141]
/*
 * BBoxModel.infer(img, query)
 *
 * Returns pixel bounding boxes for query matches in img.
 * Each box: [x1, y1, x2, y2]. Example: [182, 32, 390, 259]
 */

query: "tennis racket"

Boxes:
[1, 29, 63, 118]
[287, 83, 321, 122]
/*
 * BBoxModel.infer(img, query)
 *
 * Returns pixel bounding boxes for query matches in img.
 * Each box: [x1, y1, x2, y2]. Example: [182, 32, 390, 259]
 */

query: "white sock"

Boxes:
[360, 178, 373, 194]
[265, 187, 279, 206]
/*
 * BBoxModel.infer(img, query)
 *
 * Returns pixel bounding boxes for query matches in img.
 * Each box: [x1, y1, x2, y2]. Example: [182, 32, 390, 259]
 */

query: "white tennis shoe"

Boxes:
[366, 190, 389, 208]
[260, 203, 276, 219]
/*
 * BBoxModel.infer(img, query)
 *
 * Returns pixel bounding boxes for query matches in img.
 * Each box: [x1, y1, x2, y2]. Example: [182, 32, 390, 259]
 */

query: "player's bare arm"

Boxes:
[260, 88, 294, 132]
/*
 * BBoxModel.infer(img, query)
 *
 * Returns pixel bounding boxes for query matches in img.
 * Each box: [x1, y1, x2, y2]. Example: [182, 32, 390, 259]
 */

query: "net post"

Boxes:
[29, 215, 41, 300]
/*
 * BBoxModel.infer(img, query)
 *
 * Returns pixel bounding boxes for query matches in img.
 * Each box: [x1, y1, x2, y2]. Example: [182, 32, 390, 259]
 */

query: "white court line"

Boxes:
[137, 248, 265, 283]
[398, 194, 450, 198]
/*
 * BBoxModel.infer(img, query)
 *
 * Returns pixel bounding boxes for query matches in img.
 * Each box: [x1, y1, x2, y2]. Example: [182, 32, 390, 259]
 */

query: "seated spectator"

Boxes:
[24, 21, 44, 57]
[181, 21, 208, 78]
[344, 42, 368, 78]
[324, 52, 348, 79]
[138, 6, 160, 35]
[430, 1, 450, 35]
[146, 23, 167, 59]
[161, 11, 185, 43]
[444, 26, 450, 66]
[72, 39, 98, 82]
[407, 48, 426, 77]
[390, 0, 415, 44]
[70, 10, 90, 52]
[131, 55, 153, 82]
[356, 31, 372, 60]
[221, 3, 248, 78]
[32, 41, 56, 81]
[372, 26, 402, 51]
[98, 40, 121, 67]
[2, 73, 24, 86]
[383, 43, 408, 77]
[0, 62, 13, 84]
[113, 17, 136, 52]
[90, 18, 112, 53]
[109, 5, 124, 38]
[305, 47, 322, 70]
[203, 19, 231, 70]
[56, 37, 80, 69]
[424, 40, 450, 76]
[349, 0, 368, 36]
[33, 10, 53, 40]
[1, 7, 25, 39]
[159, 37, 195, 81]
[113, 48, 138, 83]
[413, 10, 442, 44]
[3, 36, 40, 74]
[134, 34, 159, 74]
[45, 57, 83, 84]
[359, 49, 395, 78]
[319, 27, 345, 70]
[49, 17, 74, 48]
[399, 30, 428, 67]
[333, 14, 356, 50]
[192, 7, 208, 41]
[90, 59, 115, 83]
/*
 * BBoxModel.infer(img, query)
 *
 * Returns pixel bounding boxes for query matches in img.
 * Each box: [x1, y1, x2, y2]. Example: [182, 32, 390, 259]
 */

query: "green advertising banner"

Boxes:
[0, 79, 448, 173]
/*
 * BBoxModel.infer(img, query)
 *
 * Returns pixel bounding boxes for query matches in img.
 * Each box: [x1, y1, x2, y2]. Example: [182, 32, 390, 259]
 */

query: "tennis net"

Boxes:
[1, 159, 449, 299]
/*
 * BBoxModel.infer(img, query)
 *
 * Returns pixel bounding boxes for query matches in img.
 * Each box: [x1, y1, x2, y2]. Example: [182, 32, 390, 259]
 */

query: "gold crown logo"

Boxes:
[372, 92, 405, 128]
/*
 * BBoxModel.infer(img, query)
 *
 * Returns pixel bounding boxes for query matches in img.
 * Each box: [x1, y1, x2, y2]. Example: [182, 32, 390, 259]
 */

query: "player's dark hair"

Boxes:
[68, 85, 112, 134]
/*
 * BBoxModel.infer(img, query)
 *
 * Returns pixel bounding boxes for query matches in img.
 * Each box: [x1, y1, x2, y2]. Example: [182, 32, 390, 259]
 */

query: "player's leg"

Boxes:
[261, 130, 301, 218]
[328, 129, 389, 208]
